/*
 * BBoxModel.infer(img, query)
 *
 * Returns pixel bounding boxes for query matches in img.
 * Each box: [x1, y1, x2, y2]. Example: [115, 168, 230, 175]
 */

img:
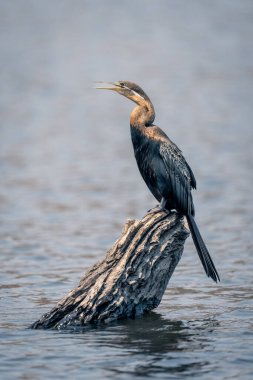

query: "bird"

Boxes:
[96, 80, 220, 283]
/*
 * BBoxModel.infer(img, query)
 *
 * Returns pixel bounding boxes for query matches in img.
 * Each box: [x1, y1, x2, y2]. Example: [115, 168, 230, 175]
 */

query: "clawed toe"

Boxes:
[147, 205, 168, 215]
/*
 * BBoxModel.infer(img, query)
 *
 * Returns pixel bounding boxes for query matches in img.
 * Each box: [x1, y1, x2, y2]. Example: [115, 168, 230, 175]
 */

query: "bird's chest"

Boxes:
[130, 127, 158, 177]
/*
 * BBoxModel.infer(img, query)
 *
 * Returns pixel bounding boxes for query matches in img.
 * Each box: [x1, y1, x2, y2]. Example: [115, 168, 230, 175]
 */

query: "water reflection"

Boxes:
[58, 312, 218, 378]
[105, 312, 215, 354]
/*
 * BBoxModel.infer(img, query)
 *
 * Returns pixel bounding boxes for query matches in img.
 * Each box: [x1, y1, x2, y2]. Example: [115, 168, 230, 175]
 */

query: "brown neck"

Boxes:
[130, 101, 155, 129]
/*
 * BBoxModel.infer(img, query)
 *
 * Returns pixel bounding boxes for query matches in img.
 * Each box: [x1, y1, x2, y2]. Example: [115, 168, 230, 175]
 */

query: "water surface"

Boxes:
[1, 1, 253, 379]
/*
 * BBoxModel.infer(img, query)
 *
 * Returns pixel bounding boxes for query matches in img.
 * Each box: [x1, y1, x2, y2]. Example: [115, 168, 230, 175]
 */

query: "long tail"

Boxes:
[186, 214, 220, 283]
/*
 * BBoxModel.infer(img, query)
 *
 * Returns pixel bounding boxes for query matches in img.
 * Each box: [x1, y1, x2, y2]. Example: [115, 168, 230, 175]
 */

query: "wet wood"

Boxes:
[31, 211, 189, 330]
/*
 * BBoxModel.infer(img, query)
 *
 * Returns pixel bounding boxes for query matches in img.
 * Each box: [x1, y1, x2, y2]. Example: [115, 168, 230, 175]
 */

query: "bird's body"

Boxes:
[130, 123, 195, 214]
[96, 80, 220, 282]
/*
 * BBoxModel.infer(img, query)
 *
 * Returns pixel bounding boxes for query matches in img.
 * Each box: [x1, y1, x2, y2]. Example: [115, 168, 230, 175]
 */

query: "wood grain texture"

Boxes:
[31, 211, 189, 330]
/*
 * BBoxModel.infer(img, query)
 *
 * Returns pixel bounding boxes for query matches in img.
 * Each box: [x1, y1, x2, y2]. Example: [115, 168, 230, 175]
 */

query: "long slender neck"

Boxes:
[130, 100, 155, 129]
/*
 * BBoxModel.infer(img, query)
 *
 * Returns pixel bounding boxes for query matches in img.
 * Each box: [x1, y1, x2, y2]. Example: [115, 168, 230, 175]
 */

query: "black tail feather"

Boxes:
[186, 214, 220, 283]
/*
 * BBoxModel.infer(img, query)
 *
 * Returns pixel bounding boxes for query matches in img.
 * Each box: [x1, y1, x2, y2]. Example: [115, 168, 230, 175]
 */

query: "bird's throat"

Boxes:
[130, 104, 155, 129]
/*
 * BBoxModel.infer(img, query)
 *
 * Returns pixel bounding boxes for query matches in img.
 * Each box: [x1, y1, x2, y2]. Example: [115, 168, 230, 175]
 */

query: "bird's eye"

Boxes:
[119, 81, 125, 87]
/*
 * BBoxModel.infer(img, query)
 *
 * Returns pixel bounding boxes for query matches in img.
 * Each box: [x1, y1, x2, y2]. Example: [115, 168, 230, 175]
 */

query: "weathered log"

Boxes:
[31, 211, 189, 329]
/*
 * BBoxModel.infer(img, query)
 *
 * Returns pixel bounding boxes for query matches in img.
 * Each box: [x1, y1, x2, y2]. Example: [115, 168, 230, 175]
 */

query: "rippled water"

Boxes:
[1, 1, 253, 379]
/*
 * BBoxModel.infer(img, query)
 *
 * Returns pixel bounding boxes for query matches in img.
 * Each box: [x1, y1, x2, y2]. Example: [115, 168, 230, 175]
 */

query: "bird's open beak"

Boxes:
[94, 81, 123, 91]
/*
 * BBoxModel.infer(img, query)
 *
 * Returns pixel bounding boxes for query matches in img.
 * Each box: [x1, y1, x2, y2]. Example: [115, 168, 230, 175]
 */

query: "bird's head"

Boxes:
[95, 81, 150, 106]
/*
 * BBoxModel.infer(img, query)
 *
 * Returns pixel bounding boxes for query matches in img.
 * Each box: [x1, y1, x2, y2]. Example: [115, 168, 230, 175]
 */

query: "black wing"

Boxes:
[159, 139, 196, 216]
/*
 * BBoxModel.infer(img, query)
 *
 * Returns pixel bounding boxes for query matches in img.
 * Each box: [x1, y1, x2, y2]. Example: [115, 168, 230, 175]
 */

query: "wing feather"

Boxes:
[160, 141, 195, 215]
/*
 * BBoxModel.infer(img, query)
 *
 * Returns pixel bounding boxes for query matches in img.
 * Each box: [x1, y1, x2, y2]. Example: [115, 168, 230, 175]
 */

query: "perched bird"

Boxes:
[96, 81, 220, 282]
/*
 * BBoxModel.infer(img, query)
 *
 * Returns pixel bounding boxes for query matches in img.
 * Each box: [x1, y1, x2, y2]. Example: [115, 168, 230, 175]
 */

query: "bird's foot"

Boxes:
[146, 205, 168, 215]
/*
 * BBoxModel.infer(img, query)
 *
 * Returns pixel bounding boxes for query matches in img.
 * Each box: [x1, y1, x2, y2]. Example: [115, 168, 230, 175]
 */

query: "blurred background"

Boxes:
[1, 1, 253, 379]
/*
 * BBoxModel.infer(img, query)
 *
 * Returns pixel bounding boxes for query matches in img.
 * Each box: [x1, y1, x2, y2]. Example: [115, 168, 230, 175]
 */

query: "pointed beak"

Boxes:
[94, 81, 122, 91]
